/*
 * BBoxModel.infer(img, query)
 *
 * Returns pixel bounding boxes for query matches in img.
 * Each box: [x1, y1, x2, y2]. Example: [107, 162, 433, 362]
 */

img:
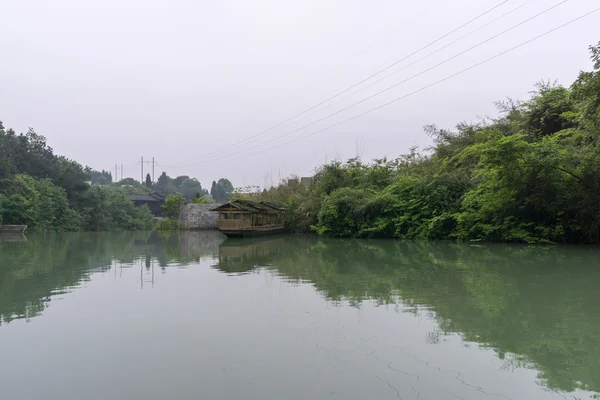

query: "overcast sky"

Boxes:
[1, 0, 598, 188]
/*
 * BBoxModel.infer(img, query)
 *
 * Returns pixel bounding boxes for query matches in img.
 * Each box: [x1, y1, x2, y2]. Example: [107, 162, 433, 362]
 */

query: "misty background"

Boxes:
[1, 0, 597, 187]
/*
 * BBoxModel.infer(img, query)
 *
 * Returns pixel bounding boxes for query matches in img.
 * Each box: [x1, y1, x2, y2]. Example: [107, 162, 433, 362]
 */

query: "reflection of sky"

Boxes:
[1, 232, 599, 399]
[0, 257, 594, 400]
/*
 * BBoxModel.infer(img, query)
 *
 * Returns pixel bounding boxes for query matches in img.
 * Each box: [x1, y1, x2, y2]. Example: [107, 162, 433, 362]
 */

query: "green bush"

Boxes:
[257, 42, 600, 244]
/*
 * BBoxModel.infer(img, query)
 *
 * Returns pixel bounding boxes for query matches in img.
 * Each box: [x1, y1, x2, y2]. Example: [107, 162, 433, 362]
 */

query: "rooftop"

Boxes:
[211, 200, 285, 213]
[127, 192, 166, 202]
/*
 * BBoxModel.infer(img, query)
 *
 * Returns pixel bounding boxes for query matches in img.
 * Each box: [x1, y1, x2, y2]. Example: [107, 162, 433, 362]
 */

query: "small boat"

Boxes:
[211, 200, 285, 237]
[0, 225, 28, 235]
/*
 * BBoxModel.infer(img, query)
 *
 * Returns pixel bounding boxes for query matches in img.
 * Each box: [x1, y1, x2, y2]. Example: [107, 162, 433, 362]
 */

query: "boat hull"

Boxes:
[220, 227, 285, 238]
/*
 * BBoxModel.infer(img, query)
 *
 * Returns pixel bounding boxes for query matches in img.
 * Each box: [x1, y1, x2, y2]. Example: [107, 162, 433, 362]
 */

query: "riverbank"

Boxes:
[256, 43, 600, 244]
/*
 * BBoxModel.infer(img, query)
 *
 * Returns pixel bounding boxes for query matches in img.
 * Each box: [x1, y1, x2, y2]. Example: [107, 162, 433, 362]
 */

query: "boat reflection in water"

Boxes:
[214, 236, 285, 275]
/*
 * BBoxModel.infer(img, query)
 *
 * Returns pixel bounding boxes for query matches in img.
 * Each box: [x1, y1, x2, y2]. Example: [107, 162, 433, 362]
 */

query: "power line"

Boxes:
[178, 0, 568, 167]
[181, 5, 600, 169]
[264, 0, 443, 126]
[282, 0, 443, 91]
[260, 0, 537, 136]
[164, 0, 509, 168]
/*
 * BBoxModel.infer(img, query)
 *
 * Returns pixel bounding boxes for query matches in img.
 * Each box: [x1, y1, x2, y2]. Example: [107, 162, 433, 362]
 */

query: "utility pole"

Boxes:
[138, 157, 158, 184]
[121, 165, 123, 182]
[115, 164, 118, 183]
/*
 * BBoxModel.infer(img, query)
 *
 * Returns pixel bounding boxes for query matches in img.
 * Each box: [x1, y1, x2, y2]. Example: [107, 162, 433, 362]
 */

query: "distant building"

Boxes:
[127, 192, 166, 216]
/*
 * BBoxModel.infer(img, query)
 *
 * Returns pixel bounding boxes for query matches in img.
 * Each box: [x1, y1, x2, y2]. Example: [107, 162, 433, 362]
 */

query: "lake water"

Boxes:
[1, 232, 599, 400]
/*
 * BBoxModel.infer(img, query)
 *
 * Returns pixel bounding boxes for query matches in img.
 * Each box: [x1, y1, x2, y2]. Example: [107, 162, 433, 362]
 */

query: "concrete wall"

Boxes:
[179, 204, 221, 230]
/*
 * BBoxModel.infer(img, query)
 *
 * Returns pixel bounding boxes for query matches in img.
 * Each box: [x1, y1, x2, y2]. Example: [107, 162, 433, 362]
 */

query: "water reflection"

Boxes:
[215, 236, 600, 395]
[0, 231, 226, 324]
[214, 237, 286, 275]
[1, 232, 599, 397]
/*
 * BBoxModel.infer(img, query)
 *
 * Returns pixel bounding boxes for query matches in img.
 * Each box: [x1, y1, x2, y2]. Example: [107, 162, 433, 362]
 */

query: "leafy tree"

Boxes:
[191, 192, 213, 204]
[257, 43, 600, 244]
[162, 193, 184, 219]
[90, 170, 112, 185]
[153, 171, 176, 193]
[211, 178, 234, 203]
[151, 172, 208, 200]
[145, 173, 152, 188]
[79, 186, 153, 231]
[156, 193, 184, 230]
[0, 123, 155, 232]
[178, 177, 206, 200]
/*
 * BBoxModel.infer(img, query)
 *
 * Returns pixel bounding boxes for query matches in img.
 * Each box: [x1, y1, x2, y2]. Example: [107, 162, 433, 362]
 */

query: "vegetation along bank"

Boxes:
[2, 42, 599, 243]
[259, 43, 600, 244]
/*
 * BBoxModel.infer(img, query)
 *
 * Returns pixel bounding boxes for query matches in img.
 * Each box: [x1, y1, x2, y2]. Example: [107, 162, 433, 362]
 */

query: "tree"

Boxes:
[254, 42, 600, 243]
[0, 121, 154, 232]
[192, 192, 213, 204]
[145, 173, 152, 188]
[162, 193, 184, 220]
[154, 172, 176, 193]
[156, 193, 184, 230]
[79, 186, 153, 231]
[90, 170, 112, 185]
[178, 178, 207, 200]
[210, 181, 217, 199]
[211, 178, 234, 203]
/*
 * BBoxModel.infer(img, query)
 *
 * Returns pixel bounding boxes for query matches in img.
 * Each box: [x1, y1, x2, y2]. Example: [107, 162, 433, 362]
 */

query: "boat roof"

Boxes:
[210, 199, 285, 213]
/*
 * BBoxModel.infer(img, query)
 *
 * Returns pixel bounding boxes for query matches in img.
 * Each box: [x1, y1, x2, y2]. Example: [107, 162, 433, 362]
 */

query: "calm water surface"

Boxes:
[0, 232, 599, 400]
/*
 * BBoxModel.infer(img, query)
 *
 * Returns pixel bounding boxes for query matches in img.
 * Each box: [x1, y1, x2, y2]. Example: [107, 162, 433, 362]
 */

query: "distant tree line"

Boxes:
[0, 123, 235, 231]
[103, 170, 233, 204]
[0, 125, 154, 231]
[153, 172, 211, 201]
[259, 42, 600, 244]
[90, 170, 112, 185]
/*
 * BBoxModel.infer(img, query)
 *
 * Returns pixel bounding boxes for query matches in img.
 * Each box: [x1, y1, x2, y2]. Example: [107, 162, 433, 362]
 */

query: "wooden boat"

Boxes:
[0, 225, 28, 235]
[211, 200, 285, 237]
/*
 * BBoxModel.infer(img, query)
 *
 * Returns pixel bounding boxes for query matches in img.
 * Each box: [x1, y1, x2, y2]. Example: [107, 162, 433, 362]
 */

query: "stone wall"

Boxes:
[179, 204, 221, 230]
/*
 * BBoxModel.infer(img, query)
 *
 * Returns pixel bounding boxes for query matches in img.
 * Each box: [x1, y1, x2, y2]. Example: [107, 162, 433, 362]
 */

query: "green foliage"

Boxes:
[0, 123, 156, 232]
[211, 235, 600, 394]
[155, 218, 179, 231]
[191, 192, 213, 204]
[145, 173, 152, 188]
[79, 186, 154, 231]
[156, 193, 184, 230]
[118, 177, 140, 186]
[152, 172, 209, 200]
[162, 193, 184, 219]
[90, 170, 112, 185]
[210, 178, 234, 203]
[0, 174, 83, 231]
[114, 178, 152, 195]
[259, 43, 600, 243]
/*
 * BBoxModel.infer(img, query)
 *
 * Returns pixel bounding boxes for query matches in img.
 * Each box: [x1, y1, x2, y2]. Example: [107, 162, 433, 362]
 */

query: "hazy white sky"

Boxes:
[1, 0, 598, 188]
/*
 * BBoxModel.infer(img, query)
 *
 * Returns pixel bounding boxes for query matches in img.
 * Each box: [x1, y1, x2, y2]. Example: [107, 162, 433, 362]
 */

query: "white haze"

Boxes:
[0, 0, 598, 188]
